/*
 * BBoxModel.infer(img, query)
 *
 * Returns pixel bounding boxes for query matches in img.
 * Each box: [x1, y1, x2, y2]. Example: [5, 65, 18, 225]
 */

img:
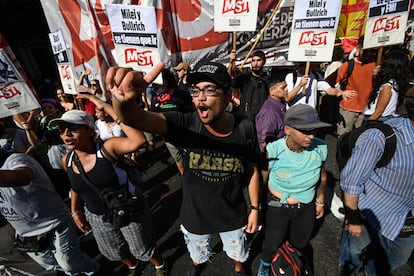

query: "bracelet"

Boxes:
[251, 205, 261, 211]
[315, 200, 325, 207]
[71, 210, 82, 217]
[114, 118, 121, 125]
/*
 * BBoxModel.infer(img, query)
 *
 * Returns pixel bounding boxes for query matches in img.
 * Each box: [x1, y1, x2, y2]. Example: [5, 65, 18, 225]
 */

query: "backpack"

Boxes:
[339, 59, 354, 91]
[271, 241, 312, 276]
[336, 121, 397, 172]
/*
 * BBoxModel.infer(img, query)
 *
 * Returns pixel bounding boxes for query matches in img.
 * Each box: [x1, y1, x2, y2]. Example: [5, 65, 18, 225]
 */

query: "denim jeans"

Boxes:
[338, 224, 414, 275]
[180, 225, 249, 264]
[27, 216, 99, 275]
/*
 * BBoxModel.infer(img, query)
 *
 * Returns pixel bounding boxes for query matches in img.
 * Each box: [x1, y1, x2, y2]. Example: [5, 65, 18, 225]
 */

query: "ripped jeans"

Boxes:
[180, 225, 249, 264]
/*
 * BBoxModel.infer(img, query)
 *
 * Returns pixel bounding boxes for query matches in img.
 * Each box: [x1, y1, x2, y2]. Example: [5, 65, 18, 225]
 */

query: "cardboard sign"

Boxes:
[214, 0, 259, 32]
[106, 4, 162, 83]
[363, 0, 410, 49]
[288, 0, 342, 62]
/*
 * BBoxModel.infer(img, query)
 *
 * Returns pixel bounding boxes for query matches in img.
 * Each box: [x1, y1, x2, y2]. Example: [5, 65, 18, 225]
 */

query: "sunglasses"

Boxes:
[57, 124, 86, 134]
[295, 128, 316, 135]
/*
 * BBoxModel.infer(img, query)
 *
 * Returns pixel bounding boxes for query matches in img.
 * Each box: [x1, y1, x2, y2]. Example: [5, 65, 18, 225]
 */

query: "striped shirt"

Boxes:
[340, 116, 414, 240]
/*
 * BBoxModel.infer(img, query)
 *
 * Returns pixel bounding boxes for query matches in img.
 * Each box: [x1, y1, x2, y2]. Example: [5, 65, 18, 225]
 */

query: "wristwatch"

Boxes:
[251, 205, 261, 211]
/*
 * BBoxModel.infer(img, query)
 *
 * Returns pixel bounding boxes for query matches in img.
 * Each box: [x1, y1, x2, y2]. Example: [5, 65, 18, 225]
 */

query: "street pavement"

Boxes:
[80, 135, 413, 276]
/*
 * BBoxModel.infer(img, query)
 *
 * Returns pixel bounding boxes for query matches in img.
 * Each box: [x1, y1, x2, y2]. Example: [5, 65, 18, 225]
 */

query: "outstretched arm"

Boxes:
[106, 64, 168, 135]
[76, 93, 146, 159]
[78, 69, 93, 93]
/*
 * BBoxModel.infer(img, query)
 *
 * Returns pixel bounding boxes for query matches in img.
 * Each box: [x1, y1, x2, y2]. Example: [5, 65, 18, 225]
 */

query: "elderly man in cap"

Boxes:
[174, 61, 191, 93]
[257, 104, 330, 276]
[338, 88, 414, 275]
[106, 61, 260, 276]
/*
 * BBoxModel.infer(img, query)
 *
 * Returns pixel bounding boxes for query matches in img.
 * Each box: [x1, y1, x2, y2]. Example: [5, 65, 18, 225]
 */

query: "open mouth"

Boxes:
[198, 106, 209, 118]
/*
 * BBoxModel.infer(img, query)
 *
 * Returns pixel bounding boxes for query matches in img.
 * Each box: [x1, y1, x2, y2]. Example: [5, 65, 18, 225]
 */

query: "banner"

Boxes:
[364, 0, 410, 49]
[337, 0, 370, 53]
[106, 4, 162, 83]
[214, 0, 259, 32]
[40, 0, 118, 95]
[288, 0, 342, 62]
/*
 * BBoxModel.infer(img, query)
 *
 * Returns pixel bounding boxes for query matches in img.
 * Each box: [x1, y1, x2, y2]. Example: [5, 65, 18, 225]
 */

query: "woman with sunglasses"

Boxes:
[257, 104, 330, 276]
[49, 96, 166, 276]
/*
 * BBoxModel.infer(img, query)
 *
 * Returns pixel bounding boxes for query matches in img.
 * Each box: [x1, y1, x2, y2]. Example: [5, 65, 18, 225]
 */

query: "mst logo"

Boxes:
[124, 49, 153, 66]
[373, 16, 400, 33]
[222, 0, 249, 14]
[299, 31, 328, 46]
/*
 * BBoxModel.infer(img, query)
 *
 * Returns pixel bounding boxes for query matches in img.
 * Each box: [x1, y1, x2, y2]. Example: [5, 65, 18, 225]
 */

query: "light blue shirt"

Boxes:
[341, 117, 414, 240]
[266, 137, 327, 203]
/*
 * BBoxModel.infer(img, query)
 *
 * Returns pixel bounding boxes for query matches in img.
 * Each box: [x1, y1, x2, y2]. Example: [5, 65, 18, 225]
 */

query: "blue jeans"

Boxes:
[27, 217, 99, 275]
[338, 224, 414, 275]
[180, 225, 249, 264]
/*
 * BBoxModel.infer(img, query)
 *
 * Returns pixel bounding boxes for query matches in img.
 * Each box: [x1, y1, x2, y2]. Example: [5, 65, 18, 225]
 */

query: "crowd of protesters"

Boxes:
[1, 35, 414, 276]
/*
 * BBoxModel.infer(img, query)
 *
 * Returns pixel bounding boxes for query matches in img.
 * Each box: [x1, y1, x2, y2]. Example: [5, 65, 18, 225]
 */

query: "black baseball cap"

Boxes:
[187, 62, 231, 87]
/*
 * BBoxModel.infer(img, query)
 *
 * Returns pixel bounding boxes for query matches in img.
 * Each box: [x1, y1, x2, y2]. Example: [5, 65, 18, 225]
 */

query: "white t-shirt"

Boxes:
[286, 72, 331, 108]
[0, 153, 68, 236]
[95, 120, 125, 141]
[363, 80, 399, 117]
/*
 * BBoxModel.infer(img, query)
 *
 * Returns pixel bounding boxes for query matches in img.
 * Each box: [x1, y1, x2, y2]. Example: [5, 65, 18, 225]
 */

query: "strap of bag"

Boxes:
[71, 151, 101, 194]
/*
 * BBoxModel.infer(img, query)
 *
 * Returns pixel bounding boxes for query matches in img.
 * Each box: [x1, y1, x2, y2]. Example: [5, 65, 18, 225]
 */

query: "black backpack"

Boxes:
[271, 241, 312, 276]
[336, 121, 397, 172]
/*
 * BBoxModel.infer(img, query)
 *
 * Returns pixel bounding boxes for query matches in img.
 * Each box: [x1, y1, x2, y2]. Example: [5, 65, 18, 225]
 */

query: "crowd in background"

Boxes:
[1, 34, 414, 276]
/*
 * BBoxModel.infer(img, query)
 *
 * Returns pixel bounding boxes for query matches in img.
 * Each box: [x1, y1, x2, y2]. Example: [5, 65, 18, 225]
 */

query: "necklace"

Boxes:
[284, 137, 307, 165]
[286, 137, 304, 153]
[104, 121, 115, 136]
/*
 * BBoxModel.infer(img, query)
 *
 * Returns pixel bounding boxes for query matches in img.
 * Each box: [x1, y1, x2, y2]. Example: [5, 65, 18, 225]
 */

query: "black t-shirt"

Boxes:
[233, 72, 269, 121]
[163, 112, 258, 234]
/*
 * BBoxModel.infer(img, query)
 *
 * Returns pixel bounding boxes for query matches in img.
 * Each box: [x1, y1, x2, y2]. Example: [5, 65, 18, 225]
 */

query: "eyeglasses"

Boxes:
[175, 69, 183, 72]
[190, 85, 222, 97]
[57, 124, 86, 134]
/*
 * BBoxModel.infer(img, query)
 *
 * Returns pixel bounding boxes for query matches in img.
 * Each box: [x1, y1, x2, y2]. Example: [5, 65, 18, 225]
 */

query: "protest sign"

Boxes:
[214, 0, 259, 32]
[288, 0, 342, 62]
[0, 49, 40, 117]
[106, 4, 162, 83]
[364, 0, 410, 49]
[48, 29, 77, 95]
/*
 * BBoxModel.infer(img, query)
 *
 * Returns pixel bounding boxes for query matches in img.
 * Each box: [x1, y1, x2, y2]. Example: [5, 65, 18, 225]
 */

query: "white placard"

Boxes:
[106, 4, 158, 48]
[58, 64, 77, 95]
[288, 0, 342, 62]
[363, 0, 410, 49]
[214, 0, 259, 32]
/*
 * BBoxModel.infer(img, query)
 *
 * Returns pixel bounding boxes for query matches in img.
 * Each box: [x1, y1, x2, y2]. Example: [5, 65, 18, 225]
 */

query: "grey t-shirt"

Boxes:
[0, 153, 68, 236]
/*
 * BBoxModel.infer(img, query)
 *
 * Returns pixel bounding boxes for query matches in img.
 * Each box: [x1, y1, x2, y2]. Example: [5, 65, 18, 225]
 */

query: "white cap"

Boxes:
[49, 110, 95, 129]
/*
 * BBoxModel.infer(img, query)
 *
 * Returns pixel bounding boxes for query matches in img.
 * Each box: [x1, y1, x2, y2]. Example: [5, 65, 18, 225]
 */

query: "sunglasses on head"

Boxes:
[57, 124, 86, 134]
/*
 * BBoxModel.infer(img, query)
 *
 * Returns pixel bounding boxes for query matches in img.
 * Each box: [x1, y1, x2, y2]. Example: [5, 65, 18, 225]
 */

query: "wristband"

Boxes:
[71, 210, 82, 217]
[315, 200, 325, 207]
[251, 205, 261, 211]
